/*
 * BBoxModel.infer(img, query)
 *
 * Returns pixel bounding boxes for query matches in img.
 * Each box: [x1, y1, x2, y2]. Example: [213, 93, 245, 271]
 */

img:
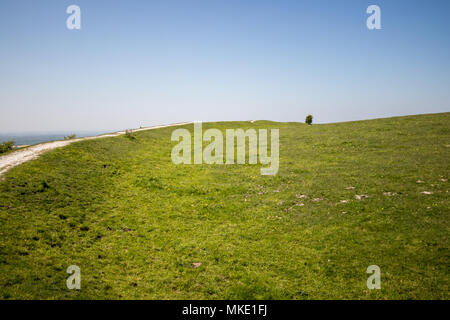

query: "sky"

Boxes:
[0, 0, 449, 132]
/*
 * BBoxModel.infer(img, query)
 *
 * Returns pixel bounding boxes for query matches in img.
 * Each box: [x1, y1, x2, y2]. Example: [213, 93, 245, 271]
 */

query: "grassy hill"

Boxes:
[0, 113, 448, 299]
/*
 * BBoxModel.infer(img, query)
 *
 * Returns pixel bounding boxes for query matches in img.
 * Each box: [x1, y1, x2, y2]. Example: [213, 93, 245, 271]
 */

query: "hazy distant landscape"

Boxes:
[0, 131, 106, 146]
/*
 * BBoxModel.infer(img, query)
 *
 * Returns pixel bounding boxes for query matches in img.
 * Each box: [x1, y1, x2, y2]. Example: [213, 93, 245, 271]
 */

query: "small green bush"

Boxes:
[64, 134, 76, 140]
[124, 129, 136, 140]
[305, 115, 313, 125]
[0, 141, 15, 154]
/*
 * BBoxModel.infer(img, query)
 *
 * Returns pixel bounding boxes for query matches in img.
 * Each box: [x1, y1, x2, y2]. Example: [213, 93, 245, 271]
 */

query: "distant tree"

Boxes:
[305, 115, 313, 125]
[0, 141, 15, 154]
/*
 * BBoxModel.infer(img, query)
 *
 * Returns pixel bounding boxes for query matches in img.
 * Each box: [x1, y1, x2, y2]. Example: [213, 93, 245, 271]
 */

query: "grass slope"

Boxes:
[0, 113, 449, 299]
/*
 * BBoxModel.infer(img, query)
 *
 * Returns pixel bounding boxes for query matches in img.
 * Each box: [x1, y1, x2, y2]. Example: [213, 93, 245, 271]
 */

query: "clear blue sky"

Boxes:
[0, 0, 449, 132]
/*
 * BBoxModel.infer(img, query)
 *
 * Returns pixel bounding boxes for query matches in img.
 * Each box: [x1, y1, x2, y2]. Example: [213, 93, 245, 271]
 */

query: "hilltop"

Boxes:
[0, 113, 448, 299]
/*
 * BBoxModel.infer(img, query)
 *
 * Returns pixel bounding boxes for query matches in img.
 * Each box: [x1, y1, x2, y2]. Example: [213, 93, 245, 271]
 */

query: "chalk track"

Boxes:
[0, 122, 190, 177]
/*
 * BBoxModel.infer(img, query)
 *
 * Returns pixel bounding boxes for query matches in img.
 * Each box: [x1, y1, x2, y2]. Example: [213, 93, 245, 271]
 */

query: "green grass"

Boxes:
[0, 113, 449, 299]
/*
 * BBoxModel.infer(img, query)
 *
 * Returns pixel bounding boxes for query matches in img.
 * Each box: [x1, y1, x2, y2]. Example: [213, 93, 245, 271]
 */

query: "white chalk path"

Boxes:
[0, 122, 191, 177]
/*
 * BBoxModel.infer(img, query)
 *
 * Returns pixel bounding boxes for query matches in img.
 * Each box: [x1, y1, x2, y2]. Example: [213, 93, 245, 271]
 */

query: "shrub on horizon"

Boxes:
[64, 134, 76, 140]
[305, 115, 313, 125]
[125, 129, 136, 140]
[0, 140, 15, 154]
